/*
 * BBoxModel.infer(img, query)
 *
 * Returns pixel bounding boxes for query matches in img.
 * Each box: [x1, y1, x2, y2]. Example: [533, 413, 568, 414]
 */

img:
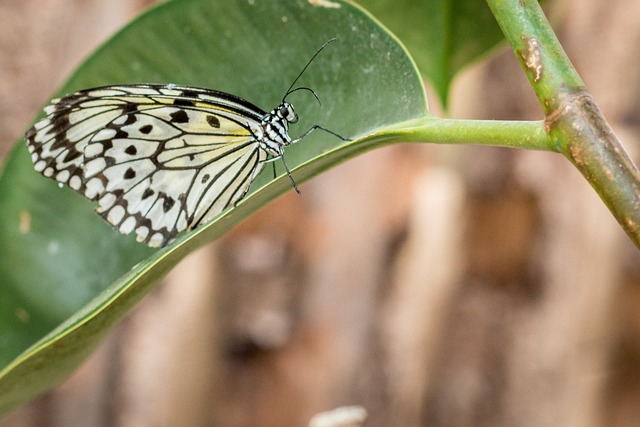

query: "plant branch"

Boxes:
[486, 0, 640, 248]
[386, 117, 550, 151]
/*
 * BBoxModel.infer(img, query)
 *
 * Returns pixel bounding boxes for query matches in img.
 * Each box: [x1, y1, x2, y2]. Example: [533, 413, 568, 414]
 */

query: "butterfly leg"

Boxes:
[261, 153, 301, 194]
[290, 125, 350, 145]
[279, 154, 301, 194]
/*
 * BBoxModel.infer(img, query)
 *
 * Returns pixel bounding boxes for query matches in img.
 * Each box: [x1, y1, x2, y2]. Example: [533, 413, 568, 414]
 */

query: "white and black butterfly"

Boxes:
[25, 39, 347, 247]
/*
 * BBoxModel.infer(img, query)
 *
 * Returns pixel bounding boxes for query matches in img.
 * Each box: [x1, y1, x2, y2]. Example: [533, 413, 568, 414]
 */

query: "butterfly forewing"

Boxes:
[25, 84, 272, 247]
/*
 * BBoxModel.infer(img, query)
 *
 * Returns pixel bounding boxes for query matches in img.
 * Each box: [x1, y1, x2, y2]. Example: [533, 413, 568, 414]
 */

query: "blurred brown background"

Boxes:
[2, 0, 640, 426]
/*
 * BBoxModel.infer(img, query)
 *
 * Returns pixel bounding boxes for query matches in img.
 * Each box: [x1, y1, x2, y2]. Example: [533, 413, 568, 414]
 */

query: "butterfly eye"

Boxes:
[279, 103, 298, 123]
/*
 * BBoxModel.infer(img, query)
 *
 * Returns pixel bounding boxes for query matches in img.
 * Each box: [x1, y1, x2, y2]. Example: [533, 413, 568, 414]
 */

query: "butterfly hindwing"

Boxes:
[26, 84, 271, 247]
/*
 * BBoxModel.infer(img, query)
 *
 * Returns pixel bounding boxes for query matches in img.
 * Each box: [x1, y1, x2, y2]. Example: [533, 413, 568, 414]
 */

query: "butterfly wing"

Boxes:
[26, 84, 270, 247]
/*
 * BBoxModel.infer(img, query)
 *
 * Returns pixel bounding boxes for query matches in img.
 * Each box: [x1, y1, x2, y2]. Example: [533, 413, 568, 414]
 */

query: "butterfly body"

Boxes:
[25, 39, 346, 247]
[26, 84, 308, 247]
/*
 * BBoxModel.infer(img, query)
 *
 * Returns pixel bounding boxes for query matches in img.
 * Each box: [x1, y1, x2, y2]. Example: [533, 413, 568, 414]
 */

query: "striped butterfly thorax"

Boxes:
[25, 39, 347, 247]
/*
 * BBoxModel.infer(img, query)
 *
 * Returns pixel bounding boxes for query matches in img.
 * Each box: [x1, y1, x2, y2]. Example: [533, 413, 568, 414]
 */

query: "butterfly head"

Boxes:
[277, 101, 298, 124]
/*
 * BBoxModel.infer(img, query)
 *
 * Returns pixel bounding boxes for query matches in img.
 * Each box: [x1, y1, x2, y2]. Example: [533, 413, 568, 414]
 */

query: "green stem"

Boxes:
[386, 117, 550, 150]
[296, 118, 551, 186]
[486, 0, 640, 247]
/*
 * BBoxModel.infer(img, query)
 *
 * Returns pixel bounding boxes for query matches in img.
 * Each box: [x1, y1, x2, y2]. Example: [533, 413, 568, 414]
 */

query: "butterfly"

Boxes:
[25, 39, 347, 248]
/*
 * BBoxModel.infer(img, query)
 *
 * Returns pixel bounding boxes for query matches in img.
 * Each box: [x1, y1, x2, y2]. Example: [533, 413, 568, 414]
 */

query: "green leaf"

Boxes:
[0, 0, 426, 415]
[356, 0, 508, 107]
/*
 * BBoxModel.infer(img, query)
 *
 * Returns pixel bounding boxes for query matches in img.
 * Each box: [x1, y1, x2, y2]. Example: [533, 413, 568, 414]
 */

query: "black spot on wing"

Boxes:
[125, 145, 137, 155]
[114, 128, 129, 138]
[206, 115, 220, 128]
[170, 109, 189, 123]
[139, 124, 153, 134]
[142, 188, 155, 199]
[124, 168, 136, 179]
[163, 195, 175, 212]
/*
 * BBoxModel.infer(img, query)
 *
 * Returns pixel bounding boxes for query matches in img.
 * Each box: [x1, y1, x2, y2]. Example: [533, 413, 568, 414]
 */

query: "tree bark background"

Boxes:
[1, 1, 640, 426]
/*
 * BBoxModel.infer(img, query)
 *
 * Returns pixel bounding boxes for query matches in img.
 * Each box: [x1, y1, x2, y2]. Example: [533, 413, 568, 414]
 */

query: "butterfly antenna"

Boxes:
[283, 37, 338, 101]
[286, 86, 322, 107]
